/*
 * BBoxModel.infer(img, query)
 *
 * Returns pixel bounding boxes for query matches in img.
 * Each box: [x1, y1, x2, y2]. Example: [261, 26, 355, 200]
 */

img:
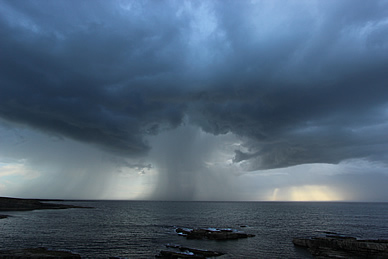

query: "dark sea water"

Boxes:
[1, 201, 387, 258]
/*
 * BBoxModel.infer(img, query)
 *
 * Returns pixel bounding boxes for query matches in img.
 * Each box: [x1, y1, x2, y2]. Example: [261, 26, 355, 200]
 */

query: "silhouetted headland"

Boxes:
[0, 196, 92, 212]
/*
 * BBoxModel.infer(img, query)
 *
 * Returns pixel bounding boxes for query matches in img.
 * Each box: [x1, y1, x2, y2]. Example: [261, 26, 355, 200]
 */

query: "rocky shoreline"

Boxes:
[293, 234, 388, 258]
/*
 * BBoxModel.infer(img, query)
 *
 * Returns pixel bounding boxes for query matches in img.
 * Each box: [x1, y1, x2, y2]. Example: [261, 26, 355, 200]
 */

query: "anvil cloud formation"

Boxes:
[0, 0, 387, 200]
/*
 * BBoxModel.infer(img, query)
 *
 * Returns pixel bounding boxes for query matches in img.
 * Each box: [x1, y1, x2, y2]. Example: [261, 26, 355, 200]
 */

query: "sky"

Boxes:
[1, 0, 388, 201]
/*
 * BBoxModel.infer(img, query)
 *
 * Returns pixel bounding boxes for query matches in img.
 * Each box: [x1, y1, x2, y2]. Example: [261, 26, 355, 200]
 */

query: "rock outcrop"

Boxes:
[0, 247, 81, 258]
[158, 227, 255, 257]
[293, 235, 388, 258]
[175, 227, 255, 240]
[156, 244, 225, 258]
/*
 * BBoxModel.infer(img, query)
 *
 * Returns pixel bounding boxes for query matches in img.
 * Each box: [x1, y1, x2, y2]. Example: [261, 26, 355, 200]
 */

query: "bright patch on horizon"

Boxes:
[270, 185, 343, 201]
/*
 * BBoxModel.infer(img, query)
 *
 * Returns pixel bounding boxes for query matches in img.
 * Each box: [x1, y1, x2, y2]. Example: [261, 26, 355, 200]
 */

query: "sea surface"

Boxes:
[1, 201, 388, 258]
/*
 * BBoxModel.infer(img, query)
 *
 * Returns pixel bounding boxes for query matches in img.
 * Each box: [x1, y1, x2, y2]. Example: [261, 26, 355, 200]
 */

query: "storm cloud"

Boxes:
[1, 0, 388, 200]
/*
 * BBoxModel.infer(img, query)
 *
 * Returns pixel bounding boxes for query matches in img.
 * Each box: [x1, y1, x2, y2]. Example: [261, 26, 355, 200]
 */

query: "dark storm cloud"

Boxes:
[1, 0, 388, 169]
[0, 0, 188, 155]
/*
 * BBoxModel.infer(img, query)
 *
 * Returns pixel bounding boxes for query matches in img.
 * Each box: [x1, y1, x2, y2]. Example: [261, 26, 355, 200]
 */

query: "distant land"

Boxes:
[0, 196, 92, 214]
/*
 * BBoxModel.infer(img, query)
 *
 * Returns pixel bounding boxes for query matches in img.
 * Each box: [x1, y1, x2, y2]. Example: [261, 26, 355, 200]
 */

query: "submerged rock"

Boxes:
[156, 250, 202, 258]
[156, 244, 225, 258]
[175, 227, 255, 240]
[0, 247, 81, 258]
[293, 235, 388, 258]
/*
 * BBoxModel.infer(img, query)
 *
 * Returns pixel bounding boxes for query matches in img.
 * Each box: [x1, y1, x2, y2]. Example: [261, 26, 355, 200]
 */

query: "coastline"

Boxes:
[0, 196, 93, 215]
[0, 197, 93, 258]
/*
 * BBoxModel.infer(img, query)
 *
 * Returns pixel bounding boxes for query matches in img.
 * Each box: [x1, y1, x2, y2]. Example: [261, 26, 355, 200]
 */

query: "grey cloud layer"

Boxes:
[1, 0, 387, 169]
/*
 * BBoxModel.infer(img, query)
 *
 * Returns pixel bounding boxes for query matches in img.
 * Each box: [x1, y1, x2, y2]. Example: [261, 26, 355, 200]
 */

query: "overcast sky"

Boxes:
[1, 0, 388, 201]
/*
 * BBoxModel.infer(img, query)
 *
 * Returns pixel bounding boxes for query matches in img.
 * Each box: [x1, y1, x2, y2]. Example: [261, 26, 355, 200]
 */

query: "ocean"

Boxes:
[1, 201, 387, 258]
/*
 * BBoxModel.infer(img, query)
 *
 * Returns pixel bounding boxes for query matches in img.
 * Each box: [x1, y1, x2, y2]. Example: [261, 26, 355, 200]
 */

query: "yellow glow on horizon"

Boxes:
[270, 185, 343, 201]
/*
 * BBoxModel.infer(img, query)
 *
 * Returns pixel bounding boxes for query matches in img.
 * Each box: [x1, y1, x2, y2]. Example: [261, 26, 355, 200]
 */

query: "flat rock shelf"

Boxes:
[175, 227, 255, 240]
[156, 244, 225, 258]
[155, 227, 256, 257]
[293, 234, 388, 258]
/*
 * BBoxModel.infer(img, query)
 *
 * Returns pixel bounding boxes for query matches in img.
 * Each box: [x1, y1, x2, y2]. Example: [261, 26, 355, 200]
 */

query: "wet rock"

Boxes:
[156, 250, 202, 258]
[175, 227, 255, 240]
[156, 244, 225, 258]
[293, 235, 388, 258]
[166, 244, 225, 257]
[0, 247, 81, 258]
[0, 214, 8, 219]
